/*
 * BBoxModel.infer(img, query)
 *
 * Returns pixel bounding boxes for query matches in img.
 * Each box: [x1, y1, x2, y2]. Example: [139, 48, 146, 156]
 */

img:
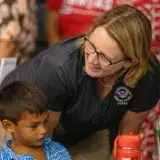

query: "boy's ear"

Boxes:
[1, 119, 15, 133]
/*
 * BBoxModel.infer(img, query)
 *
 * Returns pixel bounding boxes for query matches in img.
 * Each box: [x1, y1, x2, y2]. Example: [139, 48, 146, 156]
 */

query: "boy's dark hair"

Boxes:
[0, 81, 47, 124]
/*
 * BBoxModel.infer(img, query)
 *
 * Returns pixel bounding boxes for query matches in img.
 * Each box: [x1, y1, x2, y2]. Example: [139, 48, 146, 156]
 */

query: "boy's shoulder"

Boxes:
[0, 140, 16, 160]
[43, 135, 71, 159]
[0, 140, 33, 160]
[0, 136, 71, 160]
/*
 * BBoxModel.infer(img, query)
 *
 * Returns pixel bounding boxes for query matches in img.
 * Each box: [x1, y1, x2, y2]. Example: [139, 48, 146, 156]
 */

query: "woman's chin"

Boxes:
[85, 66, 102, 77]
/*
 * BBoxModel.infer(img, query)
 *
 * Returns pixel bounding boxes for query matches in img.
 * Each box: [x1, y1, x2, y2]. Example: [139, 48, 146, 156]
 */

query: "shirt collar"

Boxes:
[2, 140, 32, 159]
[81, 66, 88, 76]
[1, 136, 51, 160]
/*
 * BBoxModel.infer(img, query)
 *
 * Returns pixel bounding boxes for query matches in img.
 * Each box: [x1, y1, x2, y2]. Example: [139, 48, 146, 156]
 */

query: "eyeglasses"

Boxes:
[84, 36, 125, 67]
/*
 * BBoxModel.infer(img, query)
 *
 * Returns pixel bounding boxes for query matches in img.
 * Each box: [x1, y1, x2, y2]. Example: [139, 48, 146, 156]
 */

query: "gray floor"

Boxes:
[68, 130, 110, 160]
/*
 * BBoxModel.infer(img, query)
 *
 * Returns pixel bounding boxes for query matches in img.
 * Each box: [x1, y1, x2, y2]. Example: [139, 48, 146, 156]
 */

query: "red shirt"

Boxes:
[46, 0, 160, 54]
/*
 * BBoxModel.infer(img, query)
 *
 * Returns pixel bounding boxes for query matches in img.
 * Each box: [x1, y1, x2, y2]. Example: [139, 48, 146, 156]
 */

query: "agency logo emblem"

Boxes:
[114, 86, 132, 105]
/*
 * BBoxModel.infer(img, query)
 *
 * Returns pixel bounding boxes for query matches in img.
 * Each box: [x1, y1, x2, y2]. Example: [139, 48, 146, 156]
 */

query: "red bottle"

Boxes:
[114, 133, 142, 160]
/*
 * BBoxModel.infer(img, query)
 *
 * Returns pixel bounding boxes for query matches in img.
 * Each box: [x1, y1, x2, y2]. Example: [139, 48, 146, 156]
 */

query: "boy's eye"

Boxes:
[30, 125, 38, 128]
[44, 120, 48, 123]
[29, 120, 49, 128]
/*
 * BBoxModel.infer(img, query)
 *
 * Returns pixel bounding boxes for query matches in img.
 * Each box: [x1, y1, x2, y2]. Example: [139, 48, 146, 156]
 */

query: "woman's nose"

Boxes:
[88, 53, 99, 65]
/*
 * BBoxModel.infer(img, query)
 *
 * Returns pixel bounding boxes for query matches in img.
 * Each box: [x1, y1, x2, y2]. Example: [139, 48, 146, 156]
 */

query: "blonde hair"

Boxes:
[88, 4, 153, 87]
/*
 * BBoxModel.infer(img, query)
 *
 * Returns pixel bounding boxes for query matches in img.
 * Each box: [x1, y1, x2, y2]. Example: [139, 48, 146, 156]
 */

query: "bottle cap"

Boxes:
[117, 133, 142, 148]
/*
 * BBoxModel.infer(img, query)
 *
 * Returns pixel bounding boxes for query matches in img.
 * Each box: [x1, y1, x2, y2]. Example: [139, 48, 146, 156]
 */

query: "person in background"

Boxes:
[1, 5, 160, 160]
[0, 81, 71, 160]
[0, 0, 37, 151]
[36, 0, 47, 54]
[0, 0, 37, 64]
[45, 0, 109, 45]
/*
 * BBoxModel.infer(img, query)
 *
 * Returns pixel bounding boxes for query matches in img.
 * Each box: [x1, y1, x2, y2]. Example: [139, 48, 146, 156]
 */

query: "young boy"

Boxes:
[0, 81, 71, 160]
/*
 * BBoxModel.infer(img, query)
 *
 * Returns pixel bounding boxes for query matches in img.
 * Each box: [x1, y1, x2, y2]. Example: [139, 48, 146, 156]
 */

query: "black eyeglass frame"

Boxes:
[84, 36, 126, 66]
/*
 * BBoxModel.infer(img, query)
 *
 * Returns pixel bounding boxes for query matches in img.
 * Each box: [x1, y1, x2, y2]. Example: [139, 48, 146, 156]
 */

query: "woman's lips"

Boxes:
[89, 64, 100, 70]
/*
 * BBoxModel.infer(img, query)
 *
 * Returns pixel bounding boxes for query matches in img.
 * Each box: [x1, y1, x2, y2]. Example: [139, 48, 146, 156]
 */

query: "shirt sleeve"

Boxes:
[51, 142, 72, 160]
[45, 0, 63, 11]
[33, 54, 68, 112]
[128, 68, 160, 112]
[1, 50, 68, 112]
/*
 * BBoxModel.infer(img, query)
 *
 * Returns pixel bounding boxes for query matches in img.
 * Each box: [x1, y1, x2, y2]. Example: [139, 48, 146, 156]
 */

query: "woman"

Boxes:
[1, 5, 160, 159]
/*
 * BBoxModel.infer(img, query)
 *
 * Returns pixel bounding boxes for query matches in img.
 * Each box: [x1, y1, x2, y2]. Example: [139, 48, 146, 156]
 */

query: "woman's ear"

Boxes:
[124, 58, 139, 69]
[1, 120, 15, 134]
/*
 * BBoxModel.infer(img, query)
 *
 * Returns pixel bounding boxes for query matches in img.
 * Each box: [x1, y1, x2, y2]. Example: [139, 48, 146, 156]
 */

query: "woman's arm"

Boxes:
[118, 110, 151, 134]
[45, 10, 61, 46]
[109, 110, 151, 160]
[0, 41, 16, 59]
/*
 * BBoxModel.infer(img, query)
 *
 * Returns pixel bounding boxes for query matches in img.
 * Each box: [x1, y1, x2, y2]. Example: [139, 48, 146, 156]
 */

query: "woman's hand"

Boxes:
[48, 110, 61, 136]
[118, 110, 151, 134]
[109, 110, 151, 160]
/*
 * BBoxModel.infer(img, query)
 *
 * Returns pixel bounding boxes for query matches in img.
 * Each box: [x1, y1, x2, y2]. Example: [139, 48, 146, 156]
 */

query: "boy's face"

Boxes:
[12, 110, 49, 147]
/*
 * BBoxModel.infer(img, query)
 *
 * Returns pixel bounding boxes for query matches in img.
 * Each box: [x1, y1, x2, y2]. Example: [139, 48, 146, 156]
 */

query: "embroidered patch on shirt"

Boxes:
[114, 86, 132, 106]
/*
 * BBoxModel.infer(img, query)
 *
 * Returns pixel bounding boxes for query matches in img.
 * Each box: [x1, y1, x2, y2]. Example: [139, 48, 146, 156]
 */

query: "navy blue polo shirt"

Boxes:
[1, 36, 160, 146]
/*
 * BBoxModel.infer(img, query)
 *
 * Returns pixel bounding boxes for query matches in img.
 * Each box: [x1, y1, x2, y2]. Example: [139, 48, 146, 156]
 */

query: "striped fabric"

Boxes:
[140, 101, 160, 160]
